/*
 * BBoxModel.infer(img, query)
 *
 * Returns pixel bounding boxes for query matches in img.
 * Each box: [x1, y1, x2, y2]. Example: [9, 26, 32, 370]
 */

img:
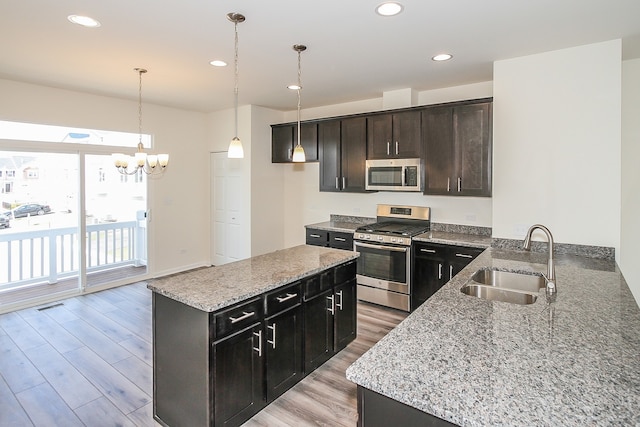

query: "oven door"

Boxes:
[354, 241, 410, 294]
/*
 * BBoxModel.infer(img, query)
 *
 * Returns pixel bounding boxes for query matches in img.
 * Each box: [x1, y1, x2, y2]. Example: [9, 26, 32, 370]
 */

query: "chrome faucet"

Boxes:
[523, 224, 557, 300]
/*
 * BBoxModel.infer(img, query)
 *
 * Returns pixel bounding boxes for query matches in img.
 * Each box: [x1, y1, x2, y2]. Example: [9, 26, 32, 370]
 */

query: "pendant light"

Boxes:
[113, 68, 169, 175]
[291, 44, 307, 162]
[227, 12, 245, 159]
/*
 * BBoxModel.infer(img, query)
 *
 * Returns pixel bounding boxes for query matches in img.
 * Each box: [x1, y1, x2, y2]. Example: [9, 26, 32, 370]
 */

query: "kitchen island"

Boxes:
[148, 245, 359, 427]
[346, 248, 640, 426]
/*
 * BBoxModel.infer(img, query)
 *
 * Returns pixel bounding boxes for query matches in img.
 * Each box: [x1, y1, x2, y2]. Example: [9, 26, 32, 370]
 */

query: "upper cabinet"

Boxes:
[318, 117, 368, 192]
[271, 122, 318, 163]
[367, 110, 421, 159]
[422, 100, 492, 197]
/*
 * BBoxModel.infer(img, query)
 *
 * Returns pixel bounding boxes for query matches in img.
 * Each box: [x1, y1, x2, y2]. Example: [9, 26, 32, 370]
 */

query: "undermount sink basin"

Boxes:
[461, 269, 545, 305]
[469, 269, 545, 293]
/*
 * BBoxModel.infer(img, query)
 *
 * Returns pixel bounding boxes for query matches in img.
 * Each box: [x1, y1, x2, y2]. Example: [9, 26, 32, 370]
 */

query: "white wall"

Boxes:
[492, 40, 622, 253]
[621, 58, 640, 303]
[0, 78, 211, 278]
[280, 82, 495, 248]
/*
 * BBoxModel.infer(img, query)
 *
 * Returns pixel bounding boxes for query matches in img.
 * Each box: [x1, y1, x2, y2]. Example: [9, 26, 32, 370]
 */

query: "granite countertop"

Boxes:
[346, 248, 640, 426]
[306, 219, 374, 233]
[413, 230, 492, 249]
[148, 245, 358, 312]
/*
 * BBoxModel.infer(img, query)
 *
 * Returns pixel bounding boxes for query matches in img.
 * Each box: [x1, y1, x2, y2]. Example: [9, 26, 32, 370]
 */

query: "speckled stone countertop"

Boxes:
[413, 231, 492, 249]
[147, 245, 358, 312]
[346, 248, 640, 426]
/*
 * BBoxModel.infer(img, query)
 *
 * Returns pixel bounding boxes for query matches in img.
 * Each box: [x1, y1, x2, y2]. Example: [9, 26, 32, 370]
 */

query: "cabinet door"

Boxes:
[393, 110, 421, 158]
[306, 228, 329, 247]
[454, 103, 492, 196]
[318, 120, 341, 192]
[272, 124, 294, 163]
[423, 108, 454, 195]
[412, 244, 447, 311]
[213, 323, 264, 427]
[367, 114, 393, 159]
[304, 289, 334, 373]
[294, 122, 319, 162]
[341, 117, 368, 192]
[265, 305, 303, 402]
[334, 278, 356, 352]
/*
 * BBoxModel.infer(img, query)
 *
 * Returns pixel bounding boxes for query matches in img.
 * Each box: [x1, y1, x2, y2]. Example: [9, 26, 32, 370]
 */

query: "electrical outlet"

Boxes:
[514, 224, 528, 237]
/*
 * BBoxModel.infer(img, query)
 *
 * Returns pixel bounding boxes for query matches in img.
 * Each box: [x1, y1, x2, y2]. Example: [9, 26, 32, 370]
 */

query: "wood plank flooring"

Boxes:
[0, 282, 407, 426]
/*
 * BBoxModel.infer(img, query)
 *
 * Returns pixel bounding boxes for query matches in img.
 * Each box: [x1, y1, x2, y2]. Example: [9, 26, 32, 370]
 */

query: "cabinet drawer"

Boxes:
[334, 260, 356, 286]
[450, 246, 484, 260]
[303, 270, 334, 300]
[413, 243, 448, 259]
[265, 282, 302, 317]
[329, 231, 353, 250]
[213, 298, 263, 340]
[306, 228, 329, 246]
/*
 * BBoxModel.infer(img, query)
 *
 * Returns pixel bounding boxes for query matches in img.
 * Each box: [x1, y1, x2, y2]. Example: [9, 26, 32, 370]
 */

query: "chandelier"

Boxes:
[113, 68, 169, 175]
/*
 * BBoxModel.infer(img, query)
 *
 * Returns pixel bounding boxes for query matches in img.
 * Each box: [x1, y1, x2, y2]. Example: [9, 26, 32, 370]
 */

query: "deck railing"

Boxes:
[0, 220, 146, 291]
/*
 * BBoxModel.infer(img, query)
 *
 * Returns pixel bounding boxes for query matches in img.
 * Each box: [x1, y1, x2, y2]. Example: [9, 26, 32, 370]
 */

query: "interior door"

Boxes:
[211, 152, 243, 266]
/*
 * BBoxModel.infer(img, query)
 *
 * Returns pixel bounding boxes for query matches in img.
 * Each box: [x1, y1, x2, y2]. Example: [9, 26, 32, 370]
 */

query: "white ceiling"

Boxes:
[1, 0, 640, 113]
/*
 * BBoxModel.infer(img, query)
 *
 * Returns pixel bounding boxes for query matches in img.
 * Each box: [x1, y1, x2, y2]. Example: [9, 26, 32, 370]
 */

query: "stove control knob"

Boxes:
[378, 236, 384, 241]
[391, 238, 397, 243]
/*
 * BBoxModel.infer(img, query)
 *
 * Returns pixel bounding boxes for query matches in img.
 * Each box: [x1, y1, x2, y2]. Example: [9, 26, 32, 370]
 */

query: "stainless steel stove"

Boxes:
[354, 204, 430, 311]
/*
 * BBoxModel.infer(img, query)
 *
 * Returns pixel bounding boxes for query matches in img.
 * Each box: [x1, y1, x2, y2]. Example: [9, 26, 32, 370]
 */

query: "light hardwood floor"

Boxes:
[0, 282, 407, 427]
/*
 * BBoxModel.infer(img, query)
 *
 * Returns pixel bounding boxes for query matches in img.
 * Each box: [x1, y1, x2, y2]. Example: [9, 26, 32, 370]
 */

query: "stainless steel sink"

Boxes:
[461, 269, 545, 305]
[469, 269, 545, 293]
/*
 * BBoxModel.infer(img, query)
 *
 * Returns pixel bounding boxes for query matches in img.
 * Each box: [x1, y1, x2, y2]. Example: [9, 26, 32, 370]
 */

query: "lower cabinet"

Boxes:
[153, 259, 357, 427]
[305, 227, 354, 251]
[412, 242, 484, 311]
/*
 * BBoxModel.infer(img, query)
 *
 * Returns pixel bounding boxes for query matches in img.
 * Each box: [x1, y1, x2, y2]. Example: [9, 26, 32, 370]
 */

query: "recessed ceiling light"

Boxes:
[376, 2, 404, 16]
[432, 53, 453, 61]
[67, 15, 101, 28]
[287, 84, 301, 90]
[210, 60, 227, 67]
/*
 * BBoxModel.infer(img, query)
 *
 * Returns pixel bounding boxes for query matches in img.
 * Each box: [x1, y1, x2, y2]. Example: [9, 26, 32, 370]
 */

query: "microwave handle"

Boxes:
[402, 167, 407, 185]
[354, 241, 408, 253]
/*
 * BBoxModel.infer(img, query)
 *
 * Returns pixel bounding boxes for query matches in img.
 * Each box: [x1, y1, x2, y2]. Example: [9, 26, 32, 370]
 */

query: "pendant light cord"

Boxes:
[135, 68, 147, 151]
[297, 49, 302, 146]
[234, 20, 239, 139]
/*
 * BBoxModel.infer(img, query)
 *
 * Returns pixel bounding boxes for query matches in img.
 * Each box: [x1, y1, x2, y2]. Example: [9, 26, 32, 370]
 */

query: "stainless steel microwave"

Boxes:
[365, 158, 422, 192]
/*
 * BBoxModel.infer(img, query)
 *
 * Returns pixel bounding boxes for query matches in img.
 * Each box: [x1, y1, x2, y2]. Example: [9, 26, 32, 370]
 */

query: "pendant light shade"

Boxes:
[291, 44, 307, 163]
[227, 12, 245, 159]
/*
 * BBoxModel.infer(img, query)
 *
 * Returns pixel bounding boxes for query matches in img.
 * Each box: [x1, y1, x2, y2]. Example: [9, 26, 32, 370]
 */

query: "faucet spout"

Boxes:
[523, 224, 556, 299]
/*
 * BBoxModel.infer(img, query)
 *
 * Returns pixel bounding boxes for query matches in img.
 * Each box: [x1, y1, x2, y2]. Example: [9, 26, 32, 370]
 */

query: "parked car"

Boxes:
[11, 203, 52, 218]
[0, 214, 9, 229]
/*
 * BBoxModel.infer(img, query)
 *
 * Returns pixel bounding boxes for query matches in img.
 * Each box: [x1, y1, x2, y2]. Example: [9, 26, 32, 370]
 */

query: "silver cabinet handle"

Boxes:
[449, 265, 453, 280]
[457, 177, 462, 192]
[253, 330, 262, 356]
[267, 324, 276, 349]
[336, 290, 343, 310]
[438, 263, 442, 280]
[342, 177, 346, 190]
[420, 248, 436, 253]
[309, 234, 321, 238]
[447, 177, 451, 192]
[288, 148, 292, 160]
[335, 176, 339, 190]
[395, 141, 399, 155]
[386, 141, 390, 156]
[327, 294, 335, 315]
[229, 311, 255, 324]
[276, 293, 298, 303]
[334, 237, 346, 242]
[455, 253, 473, 259]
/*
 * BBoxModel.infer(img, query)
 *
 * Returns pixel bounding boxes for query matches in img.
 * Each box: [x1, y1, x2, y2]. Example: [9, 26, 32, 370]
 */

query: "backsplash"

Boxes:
[492, 238, 615, 260]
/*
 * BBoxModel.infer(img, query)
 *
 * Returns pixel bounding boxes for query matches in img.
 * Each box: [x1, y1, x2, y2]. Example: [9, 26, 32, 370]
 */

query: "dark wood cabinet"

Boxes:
[411, 242, 484, 311]
[305, 227, 354, 251]
[271, 122, 318, 163]
[213, 322, 265, 427]
[153, 258, 357, 427]
[305, 227, 329, 247]
[422, 100, 492, 197]
[367, 110, 421, 159]
[303, 260, 357, 372]
[319, 117, 368, 192]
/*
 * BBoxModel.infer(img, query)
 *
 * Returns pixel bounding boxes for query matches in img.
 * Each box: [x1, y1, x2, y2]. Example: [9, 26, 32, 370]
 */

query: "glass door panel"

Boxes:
[84, 154, 147, 288]
[0, 151, 80, 308]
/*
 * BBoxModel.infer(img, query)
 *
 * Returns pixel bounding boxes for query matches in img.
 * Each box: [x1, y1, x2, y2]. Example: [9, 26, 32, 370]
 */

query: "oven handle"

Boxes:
[354, 241, 408, 253]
